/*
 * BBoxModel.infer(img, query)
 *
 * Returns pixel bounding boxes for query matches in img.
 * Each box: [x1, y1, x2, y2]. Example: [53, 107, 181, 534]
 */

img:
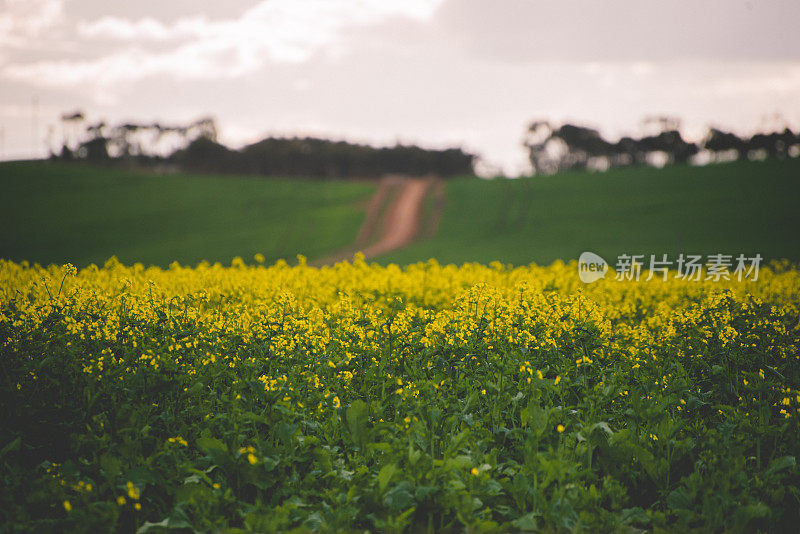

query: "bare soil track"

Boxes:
[313, 174, 443, 266]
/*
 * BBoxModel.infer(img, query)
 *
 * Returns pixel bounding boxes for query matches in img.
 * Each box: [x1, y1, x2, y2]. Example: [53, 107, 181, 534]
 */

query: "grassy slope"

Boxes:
[380, 159, 800, 266]
[0, 161, 374, 268]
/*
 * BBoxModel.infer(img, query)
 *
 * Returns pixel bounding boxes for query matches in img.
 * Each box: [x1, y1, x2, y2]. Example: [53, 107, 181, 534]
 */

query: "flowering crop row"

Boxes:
[1, 256, 798, 532]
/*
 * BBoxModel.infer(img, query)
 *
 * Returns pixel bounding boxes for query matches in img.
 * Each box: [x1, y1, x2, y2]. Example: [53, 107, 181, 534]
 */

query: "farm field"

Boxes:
[1, 259, 799, 532]
[2, 159, 800, 270]
[0, 161, 374, 268]
[380, 158, 800, 266]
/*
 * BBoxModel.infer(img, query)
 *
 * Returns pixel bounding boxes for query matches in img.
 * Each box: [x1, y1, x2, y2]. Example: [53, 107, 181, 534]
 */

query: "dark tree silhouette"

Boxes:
[523, 121, 556, 174]
[612, 136, 644, 166]
[703, 128, 746, 161]
[638, 130, 698, 164]
[173, 137, 236, 174]
[525, 120, 679, 173]
[59, 110, 85, 152]
[231, 137, 473, 178]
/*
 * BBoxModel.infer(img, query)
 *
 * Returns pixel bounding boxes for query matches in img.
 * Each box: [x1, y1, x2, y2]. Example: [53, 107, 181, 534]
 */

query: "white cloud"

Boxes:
[4, 43, 256, 88]
[77, 0, 444, 61]
[4, 0, 444, 88]
[709, 68, 800, 98]
[0, 0, 65, 46]
[77, 17, 177, 41]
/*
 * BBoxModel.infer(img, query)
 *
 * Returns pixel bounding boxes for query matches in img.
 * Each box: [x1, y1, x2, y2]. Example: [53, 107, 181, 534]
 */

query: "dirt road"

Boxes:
[313, 175, 442, 266]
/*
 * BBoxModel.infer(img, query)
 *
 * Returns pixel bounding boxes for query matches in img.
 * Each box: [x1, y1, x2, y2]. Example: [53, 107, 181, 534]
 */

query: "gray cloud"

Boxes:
[437, 0, 800, 61]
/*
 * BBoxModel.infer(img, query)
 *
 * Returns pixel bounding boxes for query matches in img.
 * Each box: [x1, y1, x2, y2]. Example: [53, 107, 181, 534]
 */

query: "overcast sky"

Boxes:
[1, 0, 799, 174]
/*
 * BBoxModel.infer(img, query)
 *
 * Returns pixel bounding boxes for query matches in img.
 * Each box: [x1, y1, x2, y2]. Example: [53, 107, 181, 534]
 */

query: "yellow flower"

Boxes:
[554, 375, 561, 385]
[134, 503, 141, 511]
[126, 481, 140, 500]
[117, 496, 126, 506]
[650, 433, 658, 441]
[556, 424, 565, 433]
[63, 500, 72, 512]
[536, 369, 543, 380]
[471, 467, 479, 476]
[247, 453, 258, 465]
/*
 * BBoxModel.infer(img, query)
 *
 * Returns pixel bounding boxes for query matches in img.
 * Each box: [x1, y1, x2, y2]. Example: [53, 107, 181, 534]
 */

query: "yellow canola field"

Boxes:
[3, 256, 798, 407]
[2, 256, 800, 531]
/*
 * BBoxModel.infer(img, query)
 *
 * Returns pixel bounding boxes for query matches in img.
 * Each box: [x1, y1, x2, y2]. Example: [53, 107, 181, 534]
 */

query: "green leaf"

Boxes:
[414, 485, 437, 501]
[766, 455, 795, 476]
[384, 481, 414, 510]
[522, 400, 547, 434]
[590, 422, 614, 437]
[443, 455, 473, 471]
[346, 400, 369, 445]
[732, 502, 770, 526]
[136, 505, 192, 533]
[666, 487, 691, 510]
[0, 437, 21, 460]
[262, 455, 280, 470]
[512, 512, 538, 531]
[186, 381, 204, 395]
[366, 442, 391, 453]
[196, 436, 228, 455]
[183, 474, 203, 485]
[446, 431, 469, 454]
[378, 463, 397, 493]
[408, 444, 422, 466]
[243, 411, 269, 425]
[100, 454, 121, 478]
[125, 466, 156, 486]
[275, 422, 298, 443]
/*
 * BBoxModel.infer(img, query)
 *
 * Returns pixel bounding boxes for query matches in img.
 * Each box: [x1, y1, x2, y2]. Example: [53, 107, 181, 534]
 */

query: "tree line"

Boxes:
[524, 117, 800, 175]
[53, 112, 474, 178]
[52, 111, 800, 178]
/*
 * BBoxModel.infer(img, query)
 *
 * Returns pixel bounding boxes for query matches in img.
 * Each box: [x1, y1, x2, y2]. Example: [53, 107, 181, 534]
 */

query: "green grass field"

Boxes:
[1, 159, 798, 268]
[0, 161, 374, 268]
[381, 158, 800, 265]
